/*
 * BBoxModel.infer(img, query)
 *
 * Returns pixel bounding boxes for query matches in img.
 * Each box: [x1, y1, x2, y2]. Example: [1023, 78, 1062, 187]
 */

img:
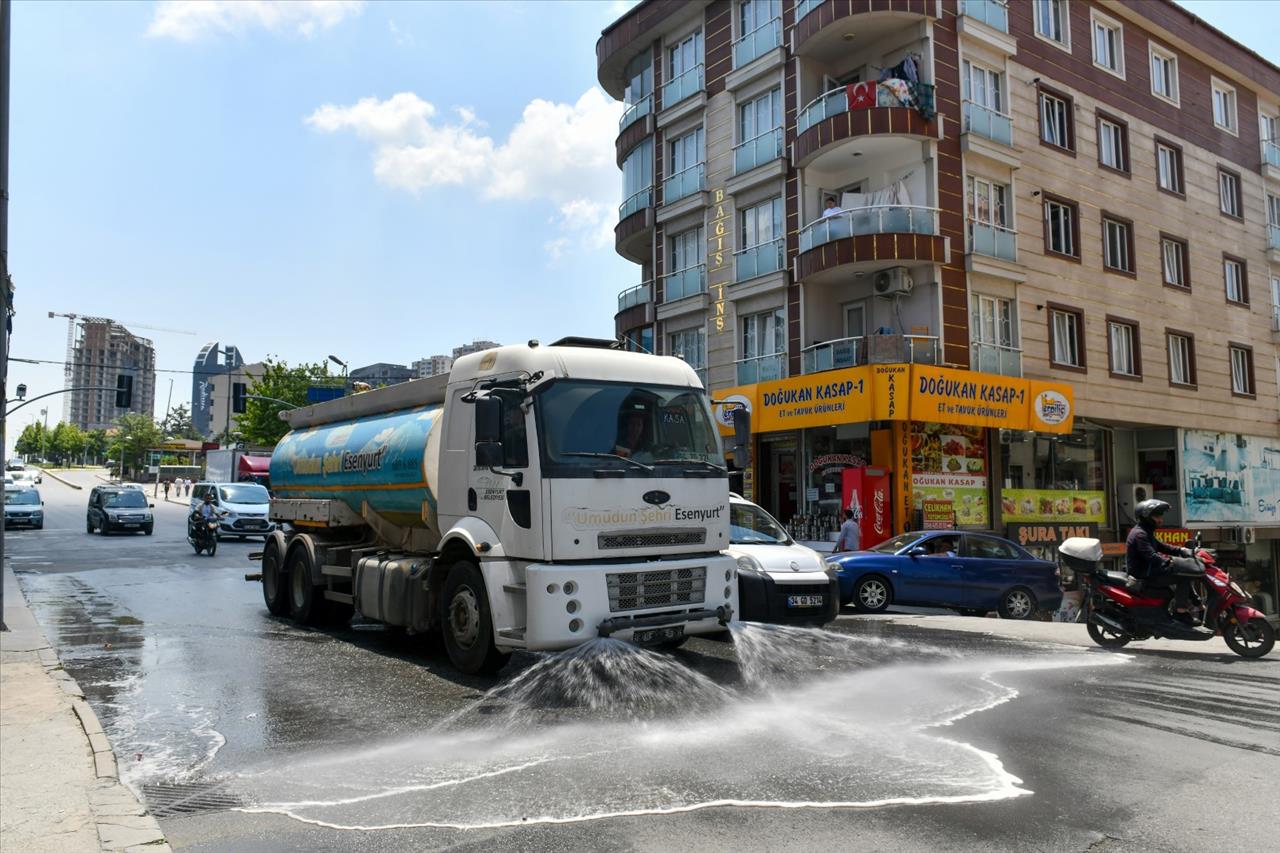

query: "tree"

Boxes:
[48, 422, 86, 466]
[109, 413, 165, 478]
[161, 403, 201, 440]
[85, 429, 109, 465]
[238, 358, 335, 447]
[14, 422, 47, 458]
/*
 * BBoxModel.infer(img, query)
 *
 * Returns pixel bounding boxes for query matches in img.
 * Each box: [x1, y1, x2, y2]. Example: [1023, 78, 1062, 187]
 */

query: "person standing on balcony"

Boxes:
[822, 197, 843, 218]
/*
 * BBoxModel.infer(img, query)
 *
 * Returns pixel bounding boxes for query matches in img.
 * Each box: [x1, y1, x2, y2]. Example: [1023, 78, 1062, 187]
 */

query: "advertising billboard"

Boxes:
[1181, 430, 1280, 525]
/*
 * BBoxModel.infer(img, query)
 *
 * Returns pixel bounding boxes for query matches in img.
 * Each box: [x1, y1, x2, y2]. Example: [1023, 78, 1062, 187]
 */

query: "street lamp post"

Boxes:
[39, 406, 46, 462]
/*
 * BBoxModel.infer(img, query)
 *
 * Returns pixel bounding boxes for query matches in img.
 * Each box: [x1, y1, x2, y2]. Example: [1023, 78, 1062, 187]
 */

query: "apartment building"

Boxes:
[68, 319, 156, 431]
[597, 0, 1280, 615]
[207, 361, 264, 439]
[413, 354, 454, 378]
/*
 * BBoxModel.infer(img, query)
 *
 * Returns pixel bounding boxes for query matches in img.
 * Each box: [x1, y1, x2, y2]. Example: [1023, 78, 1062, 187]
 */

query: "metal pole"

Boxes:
[1, 0, 13, 630]
[39, 406, 46, 461]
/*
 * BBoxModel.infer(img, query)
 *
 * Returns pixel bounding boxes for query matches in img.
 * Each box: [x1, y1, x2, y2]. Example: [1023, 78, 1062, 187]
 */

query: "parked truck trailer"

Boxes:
[257, 338, 740, 674]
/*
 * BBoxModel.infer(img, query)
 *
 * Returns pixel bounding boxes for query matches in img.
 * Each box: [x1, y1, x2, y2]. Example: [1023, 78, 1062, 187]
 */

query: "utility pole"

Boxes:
[1, 0, 13, 629]
[39, 406, 46, 461]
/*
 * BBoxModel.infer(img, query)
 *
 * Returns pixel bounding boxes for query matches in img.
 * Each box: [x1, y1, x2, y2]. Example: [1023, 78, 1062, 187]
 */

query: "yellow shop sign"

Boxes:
[755, 366, 874, 432]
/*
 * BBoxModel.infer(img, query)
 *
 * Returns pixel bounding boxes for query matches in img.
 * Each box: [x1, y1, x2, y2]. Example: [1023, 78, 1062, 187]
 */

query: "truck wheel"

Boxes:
[440, 561, 509, 676]
[287, 545, 322, 626]
[261, 536, 291, 617]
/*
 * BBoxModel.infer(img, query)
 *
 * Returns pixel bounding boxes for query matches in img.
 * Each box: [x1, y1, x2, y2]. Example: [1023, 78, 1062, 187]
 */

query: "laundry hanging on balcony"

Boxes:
[839, 176, 913, 211]
[843, 77, 935, 122]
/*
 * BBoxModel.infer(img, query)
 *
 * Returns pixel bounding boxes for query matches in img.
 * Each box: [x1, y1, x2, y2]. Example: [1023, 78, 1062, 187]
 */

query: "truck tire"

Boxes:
[261, 535, 291, 617]
[287, 543, 322, 626]
[440, 561, 509, 676]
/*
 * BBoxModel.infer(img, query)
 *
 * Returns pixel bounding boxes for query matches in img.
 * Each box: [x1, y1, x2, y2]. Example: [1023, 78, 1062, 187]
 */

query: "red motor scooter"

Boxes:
[1058, 535, 1275, 659]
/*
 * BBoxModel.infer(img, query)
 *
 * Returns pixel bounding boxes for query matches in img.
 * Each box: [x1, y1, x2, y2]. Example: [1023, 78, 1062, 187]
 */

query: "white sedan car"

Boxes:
[729, 494, 838, 626]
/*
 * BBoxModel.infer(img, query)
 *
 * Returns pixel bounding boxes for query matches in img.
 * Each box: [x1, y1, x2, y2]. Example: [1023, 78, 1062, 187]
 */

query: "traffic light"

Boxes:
[115, 375, 133, 408]
[232, 382, 247, 414]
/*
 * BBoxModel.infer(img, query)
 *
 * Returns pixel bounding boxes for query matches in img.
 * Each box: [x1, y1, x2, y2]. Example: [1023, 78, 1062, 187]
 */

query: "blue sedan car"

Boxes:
[828, 530, 1062, 619]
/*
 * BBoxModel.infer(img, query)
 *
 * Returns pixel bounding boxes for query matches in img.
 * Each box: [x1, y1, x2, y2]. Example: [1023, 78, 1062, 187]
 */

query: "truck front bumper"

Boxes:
[520, 555, 738, 652]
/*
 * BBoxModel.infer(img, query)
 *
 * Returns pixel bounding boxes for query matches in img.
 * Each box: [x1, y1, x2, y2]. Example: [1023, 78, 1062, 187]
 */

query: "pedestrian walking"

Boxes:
[834, 507, 861, 552]
[163, 479, 171, 500]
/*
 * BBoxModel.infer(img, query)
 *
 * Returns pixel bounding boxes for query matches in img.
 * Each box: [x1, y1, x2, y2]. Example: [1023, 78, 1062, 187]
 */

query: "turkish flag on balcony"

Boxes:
[846, 81, 876, 111]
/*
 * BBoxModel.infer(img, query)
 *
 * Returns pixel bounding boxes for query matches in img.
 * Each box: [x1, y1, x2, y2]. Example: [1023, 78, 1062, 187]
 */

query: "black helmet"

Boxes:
[1135, 499, 1170, 522]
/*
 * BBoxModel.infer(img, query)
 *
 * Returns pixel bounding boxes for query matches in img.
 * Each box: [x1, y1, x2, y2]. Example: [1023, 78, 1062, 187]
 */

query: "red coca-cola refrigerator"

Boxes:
[841, 467, 892, 549]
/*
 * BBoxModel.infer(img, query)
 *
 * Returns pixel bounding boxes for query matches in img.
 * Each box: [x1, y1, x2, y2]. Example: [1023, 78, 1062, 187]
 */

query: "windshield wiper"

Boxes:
[652, 458, 726, 474]
[561, 452, 653, 471]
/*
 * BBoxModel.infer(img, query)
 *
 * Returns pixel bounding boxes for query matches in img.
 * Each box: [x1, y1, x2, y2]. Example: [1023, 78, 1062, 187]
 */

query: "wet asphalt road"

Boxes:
[8, 469, 1280, 853]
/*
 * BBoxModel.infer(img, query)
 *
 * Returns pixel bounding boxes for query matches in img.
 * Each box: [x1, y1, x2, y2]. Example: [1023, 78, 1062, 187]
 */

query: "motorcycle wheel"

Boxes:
[207, 537, 217, 557]
[192, 541, 203, 555]
[1087, 619, 1131, 649]
[1222, 617, 1275, 659]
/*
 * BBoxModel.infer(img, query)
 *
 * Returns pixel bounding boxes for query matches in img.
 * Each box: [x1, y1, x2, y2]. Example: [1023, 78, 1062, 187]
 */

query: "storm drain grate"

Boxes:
[142, 781, 244, 817]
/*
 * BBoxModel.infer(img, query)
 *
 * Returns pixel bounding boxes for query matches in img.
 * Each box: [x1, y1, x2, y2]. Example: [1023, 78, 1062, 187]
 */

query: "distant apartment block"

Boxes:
[68, 320, 156, 431]
[413, 354, 454, 378]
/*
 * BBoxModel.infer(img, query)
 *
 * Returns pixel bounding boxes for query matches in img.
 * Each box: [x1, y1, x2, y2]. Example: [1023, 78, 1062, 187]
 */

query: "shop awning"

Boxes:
[715, 363, 1075, 436]
[239, 455, 271, 476]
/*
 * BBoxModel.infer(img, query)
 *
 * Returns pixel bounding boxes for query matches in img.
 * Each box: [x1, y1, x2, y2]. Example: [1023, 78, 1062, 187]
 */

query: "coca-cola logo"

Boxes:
[873, 488, 886, 535]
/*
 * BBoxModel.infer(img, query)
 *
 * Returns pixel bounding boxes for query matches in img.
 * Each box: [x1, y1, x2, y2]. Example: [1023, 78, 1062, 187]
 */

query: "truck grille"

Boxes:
[598, 529, 706, 549]
[607, 567, 705, 612]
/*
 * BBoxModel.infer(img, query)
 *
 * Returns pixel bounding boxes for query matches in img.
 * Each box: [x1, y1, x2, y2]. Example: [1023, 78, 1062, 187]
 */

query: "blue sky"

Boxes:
[5, 0, 1278, 442]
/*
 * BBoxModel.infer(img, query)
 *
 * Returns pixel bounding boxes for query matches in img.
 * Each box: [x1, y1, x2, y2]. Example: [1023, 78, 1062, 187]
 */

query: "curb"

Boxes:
[5, 568, 172, 852]
[37, 467, 83, 490]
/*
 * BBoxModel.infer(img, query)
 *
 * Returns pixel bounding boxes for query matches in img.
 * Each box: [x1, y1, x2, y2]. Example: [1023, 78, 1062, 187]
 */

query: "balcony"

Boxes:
[615, 187, 654, 263]
[970, 341, 1022, 377]
[968, 221, 1016, 261]
[802, 336, 862, 374]
[795, 0, 821, 21]
[734, 238, 785, 283]
[663, 264, 706, 302]
[1269, 224, 1280, 263]
[797, 206, 948, 282]
[663, 162, 706, 205]
[1263, 138, 1280, 176]
[617, 282, 651, 312]
[662, 64, 703, 112]
[733, 17, 781, 69]
[792, 0, 935, 59]
[963, 101, 1013, 147]
[794, 84, 936, 167]
[802, 335, 939, 374]
[960, 0, 1009, 32]
[800, 206, 937, 253]
[736, 352, 786, 385]
[620, 187, 652, 222]
[734, 128, 783, 175]
[619, 95, 652, 134]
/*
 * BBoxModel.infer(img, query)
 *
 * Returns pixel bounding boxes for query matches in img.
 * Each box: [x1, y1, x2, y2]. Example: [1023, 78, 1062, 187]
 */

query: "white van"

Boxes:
[729, 494, 838, 626]
[189, 482, 275, 541]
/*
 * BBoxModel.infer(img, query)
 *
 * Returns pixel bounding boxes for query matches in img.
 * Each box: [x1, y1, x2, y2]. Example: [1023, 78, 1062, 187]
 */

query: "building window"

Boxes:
[1229, 344, 1255, 396]
[1097, 114, 1128, 173]
[742, 307, 786, 360]
[1218, 168, 1242, 218]
[1155, 139, 1183, 195]
[1223, 255, 1248, 305]
[1035, 0, 1069, 47]
[1160, 235, 1189, 288]
[1166, 331, 1195, 387]
[621, 138, 653, 213]
[1262, 113, 1279, 148]
[740, 196, 784, 249]
[1048, 305, 1084, 370]
[669, 30, 703, 80]
[669, 327, 706, 374]
[1101, 215, 1134, 274]
[1038, 86, 1074, 150]
[1268, 192, 1280, 233]
[668, 225, 705, 274]
[1091, 11, 1124, 76]
[963, 60, 1004, 113]
[623, 326, 654, 354]
[1149, 43, 1179, 103]
[1212, 78, 1238, 134]
[967, 176, 1010, 227]
[1107, 318, 1140, 378]
[739, 87, 782, 142]
[1043, 195, 1079, 259]
[668, 126, 704, 186]
[975, 295, 1016, 349]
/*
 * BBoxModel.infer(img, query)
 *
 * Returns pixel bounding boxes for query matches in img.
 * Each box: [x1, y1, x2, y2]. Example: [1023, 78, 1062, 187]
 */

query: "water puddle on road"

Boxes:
[233, 622, 1125, 833]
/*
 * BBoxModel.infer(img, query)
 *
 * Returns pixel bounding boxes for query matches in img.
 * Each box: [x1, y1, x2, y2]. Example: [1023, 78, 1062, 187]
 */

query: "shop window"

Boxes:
[999, 430, 1107, 527]
[910, 423, 990, 529]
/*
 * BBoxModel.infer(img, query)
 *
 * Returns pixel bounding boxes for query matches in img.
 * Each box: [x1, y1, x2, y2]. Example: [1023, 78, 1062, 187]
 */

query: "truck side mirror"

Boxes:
[731, 407, 751, 469]
[475, 441, 503, 468]
[475, 396, 502, 443]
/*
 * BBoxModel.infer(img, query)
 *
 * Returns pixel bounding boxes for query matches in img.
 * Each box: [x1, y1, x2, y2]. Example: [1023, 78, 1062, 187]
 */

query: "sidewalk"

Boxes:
[1, 565, 171, 852]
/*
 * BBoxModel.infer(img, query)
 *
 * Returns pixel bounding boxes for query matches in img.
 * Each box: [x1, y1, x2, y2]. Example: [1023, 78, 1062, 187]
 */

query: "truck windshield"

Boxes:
[219, 484, 270, 504]
[536, 380, 724, 473]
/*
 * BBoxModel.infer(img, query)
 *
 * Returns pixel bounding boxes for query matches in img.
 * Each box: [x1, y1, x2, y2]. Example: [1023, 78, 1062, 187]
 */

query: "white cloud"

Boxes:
[387, 18, 414, 47]
[306, 88, 624, 258]
[147, 1, 364, 41]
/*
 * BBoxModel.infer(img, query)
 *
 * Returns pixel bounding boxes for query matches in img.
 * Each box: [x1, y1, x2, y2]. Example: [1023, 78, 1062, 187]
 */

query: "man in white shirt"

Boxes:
[822, 197, 843, 218]
[834, 508, 861, 552]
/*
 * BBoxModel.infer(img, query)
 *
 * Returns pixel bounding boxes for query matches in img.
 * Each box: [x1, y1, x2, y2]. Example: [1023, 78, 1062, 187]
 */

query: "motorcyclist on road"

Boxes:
[198, 494, 218, 521]
[1126, 499, 1196, 619]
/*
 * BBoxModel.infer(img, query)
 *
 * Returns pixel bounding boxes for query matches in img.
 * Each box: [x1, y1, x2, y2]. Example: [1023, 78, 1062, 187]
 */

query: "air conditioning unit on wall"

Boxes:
[1119, 484, 1154, 522]
[1243, 527, 1257, 545]
[873, 267, 914, 297]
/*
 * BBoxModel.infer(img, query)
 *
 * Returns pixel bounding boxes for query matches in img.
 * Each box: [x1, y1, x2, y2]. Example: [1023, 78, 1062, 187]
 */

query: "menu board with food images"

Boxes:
[1000, 489, 1106, 524]
[910, 423, 989, 527]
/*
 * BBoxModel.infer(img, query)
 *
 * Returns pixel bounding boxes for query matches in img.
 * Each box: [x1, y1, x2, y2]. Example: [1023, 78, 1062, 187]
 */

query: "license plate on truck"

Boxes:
[633, 625, 683, 646]
[786, 595, 824, 608]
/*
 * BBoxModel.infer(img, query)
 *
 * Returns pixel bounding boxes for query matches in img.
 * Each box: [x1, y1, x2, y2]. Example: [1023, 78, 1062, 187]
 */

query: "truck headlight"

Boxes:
[736, 555, 764, 575]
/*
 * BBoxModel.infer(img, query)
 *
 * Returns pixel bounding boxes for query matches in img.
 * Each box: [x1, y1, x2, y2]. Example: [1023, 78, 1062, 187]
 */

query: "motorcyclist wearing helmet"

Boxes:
[1126, 499, 1194, 617]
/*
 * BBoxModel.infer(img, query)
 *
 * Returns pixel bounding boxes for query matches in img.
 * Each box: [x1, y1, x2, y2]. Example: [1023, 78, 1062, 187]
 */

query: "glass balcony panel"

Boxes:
[802, 337, 863, 374]
[799, 206, 938, 252]
[797, 83, 935, 135]
[1269, 224, 1280, 251]
[963, 100, 1013, 146]
[733, 17, 781, 68]
[663, 163, 706, 204]
[618, 94, 652, 133]
[662, 64, 704, 109]
[616, 283, 652, 312]
[736, 352, 787, 384]
[734, 238, 785, 282]
[968, 221, 1017, 261]
[904, 336, 939, 365]
[734, 127, 783, 174]
[1264, 139, 1280, 168]
[970, 342, 1022, 377]
[959, 0, 1009, 33]
[663, 265, 707, 302]
[619, 187, 652, 221]
[795, 0, 822, 22]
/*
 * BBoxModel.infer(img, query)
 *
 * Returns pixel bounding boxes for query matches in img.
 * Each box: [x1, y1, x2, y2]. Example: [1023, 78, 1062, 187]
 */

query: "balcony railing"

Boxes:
[968, 221, 1017, 261]
[663, 264, 707, 302]
[733, 16, 781, 68]
[959, 0, 1009, 33]
[734, 127, 783, 174]
[619, 186, 653, 221]
[617, 282, 652, 312]
[971, 341, 1022, 377]
[662, 64, 704, 109]
[734, 237, 785, 282]
[1269, 223, 1280, 251]
[795, 0, 822, 22]
[963, 100, 1013, 147]
[618, 94, 652, 133]
[802, 337, 863, 374]
[736, 352, 787, 384]
[1263, 138, 1280, 168]
[663, 162, 706, 204]
[1273, 306, 1280, 332]
[799, 205, 939, 252]
[797, 83, 936, 135]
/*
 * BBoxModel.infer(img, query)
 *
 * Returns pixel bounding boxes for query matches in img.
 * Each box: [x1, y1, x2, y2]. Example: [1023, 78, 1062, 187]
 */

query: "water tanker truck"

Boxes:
[257, 338, 744, 674]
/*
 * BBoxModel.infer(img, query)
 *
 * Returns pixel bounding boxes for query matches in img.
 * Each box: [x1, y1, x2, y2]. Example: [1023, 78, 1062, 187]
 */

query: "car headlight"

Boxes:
[736, 554, 765, 575]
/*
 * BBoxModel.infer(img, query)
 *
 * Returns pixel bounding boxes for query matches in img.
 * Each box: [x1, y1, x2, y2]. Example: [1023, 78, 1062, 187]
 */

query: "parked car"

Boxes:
[12, 468, 41, 486]
[86, 486, 154, 535]
[189, 482, 275, 541]
[730, 494, 838, 626]
[4, 488, 44, 529]
[827, 530, 1062, 619]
